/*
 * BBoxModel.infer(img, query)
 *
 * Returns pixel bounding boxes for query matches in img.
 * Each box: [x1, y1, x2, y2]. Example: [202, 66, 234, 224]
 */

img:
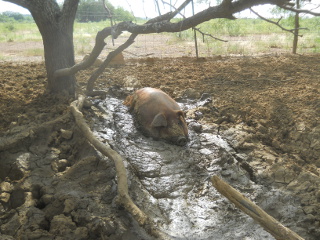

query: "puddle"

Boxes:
[91, 92, 303, 239]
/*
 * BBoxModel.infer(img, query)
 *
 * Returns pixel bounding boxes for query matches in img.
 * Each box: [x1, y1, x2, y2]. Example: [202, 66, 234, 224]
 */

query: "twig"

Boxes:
[211, 175, 304, 240]
[250, 8, 308, 36]
[154, 0, 162, 16]
[160, 0, 188, 18]
[280, 5, 320, 16]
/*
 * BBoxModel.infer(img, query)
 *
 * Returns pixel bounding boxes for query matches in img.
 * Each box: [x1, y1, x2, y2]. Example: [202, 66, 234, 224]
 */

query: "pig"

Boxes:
[124, 87, 188, 146]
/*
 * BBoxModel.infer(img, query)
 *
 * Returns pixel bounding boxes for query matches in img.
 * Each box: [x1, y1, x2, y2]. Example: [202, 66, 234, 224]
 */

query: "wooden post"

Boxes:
[211, 176, 304, 240]
[293, 0, 300, 54]
[191, 0, 199, 58]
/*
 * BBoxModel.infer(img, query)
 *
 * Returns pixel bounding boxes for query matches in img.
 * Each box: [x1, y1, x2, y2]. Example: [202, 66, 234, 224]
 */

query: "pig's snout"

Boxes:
[177, 136, 188, 146]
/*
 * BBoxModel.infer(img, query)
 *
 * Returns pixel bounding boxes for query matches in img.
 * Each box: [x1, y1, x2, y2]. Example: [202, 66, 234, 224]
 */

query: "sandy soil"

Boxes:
[0, 43, 319, 239]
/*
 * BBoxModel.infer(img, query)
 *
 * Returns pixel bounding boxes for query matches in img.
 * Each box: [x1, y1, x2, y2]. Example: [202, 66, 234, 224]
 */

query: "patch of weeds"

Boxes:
[227, 43, 246, 55]
[5, 23, 16, 32]
[24, 48, 44, 56]
[226, 21, 242, 37]
[75, 37, 93, 55]
[208, 41, 226, 55]
[0, 54, 6, 61]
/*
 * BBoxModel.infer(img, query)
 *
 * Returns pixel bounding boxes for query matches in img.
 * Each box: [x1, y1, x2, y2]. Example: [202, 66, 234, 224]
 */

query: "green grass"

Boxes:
[24, 48, 44, 56]
[0, 22, 40, 42]
[0, 17, 319, 56]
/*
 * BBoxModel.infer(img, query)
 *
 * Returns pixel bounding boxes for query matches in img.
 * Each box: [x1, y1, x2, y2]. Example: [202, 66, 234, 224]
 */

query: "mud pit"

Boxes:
[0, 54, 320, 239]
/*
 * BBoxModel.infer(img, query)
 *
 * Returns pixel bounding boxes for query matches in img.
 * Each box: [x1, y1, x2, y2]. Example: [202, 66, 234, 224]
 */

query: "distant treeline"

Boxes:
[76, 0, 135, 22]
[0, 11, 33, 22]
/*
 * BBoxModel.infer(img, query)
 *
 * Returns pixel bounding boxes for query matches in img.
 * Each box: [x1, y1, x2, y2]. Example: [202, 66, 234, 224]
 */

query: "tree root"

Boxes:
[70, 95, 170, 239]
[0, 113, 71, 151]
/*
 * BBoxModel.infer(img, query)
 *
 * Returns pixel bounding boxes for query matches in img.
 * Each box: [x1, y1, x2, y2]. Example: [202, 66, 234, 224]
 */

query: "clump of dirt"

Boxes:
[0, 54, 319, 239]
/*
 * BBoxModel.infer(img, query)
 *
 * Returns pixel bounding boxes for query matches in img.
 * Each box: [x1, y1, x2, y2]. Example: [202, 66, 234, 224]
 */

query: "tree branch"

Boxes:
[86, 34, 137, 95]
[53, 27, 122, 79]
[61, 0, 80, 27]
[53, 0, 311, 83]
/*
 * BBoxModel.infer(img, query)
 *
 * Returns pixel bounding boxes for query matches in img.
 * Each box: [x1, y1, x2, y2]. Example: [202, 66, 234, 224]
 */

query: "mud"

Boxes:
[0, 54, 320, 239]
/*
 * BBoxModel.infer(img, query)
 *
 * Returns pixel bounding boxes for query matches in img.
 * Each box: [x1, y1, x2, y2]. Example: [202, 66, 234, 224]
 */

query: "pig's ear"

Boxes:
[151, 113, 167, 127]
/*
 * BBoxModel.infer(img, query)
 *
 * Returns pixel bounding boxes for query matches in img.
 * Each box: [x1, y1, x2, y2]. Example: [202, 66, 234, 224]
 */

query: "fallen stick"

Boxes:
[211, 175, 304, 240]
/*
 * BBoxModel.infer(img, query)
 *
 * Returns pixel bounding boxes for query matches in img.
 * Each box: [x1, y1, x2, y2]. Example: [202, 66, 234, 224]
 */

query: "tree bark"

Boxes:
[39, 21, 76, 95]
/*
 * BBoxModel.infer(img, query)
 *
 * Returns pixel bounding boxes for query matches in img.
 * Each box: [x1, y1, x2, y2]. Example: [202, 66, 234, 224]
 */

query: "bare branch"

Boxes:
[86, 34, 138, 95]
[161, 0, 189, 18]
[250, 8, 308, 36]
[154, 0, 162, 16]
[193, 27, 228, 42]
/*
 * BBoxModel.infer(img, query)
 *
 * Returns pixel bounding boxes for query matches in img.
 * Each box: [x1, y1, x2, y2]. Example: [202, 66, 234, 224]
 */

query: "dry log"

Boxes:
[211, 175, 304, 240]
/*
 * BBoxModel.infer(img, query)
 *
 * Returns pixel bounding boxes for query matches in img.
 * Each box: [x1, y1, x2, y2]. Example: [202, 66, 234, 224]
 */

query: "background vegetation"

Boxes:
[0, 8, 319, 57]
[75, 0, 134, 22]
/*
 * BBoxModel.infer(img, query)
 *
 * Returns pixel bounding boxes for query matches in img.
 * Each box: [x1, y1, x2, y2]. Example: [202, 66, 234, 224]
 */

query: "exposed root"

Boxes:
[70, 95, 171, 239]
[0, 113, 70, 151]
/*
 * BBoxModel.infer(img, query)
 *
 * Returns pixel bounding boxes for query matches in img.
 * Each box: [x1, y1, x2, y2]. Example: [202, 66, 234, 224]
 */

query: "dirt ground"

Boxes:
[0, 48, 320, 239]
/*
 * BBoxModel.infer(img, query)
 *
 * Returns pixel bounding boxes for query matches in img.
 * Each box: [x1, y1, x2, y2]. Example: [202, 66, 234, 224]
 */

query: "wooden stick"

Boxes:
[211, 175, 304, 240]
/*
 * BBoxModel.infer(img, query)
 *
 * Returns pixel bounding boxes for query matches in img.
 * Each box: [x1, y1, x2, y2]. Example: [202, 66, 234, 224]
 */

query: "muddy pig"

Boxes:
[124, 87, 188, 146]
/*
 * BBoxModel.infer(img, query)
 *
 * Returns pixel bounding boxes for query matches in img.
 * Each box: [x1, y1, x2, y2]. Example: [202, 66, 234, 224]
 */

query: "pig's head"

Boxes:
[150, 110, 188, 146]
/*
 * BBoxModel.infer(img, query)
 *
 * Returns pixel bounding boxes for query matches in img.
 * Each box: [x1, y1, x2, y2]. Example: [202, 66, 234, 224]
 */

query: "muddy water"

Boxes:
[92, 92, 303, 240]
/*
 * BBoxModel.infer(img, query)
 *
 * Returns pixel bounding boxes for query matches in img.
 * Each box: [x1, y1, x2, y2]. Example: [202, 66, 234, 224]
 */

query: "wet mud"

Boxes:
[90, 91, 314, 239]
[0, 54, 319, 239]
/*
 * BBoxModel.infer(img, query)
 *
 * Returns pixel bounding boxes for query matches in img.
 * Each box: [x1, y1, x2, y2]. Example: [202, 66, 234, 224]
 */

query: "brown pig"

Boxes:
[124, 87, 188, 146]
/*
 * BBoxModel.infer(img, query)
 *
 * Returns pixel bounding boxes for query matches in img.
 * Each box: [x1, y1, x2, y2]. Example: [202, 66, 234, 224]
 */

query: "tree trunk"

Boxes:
[41, 24, 76, 95]
[6, 0, 79, 96]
